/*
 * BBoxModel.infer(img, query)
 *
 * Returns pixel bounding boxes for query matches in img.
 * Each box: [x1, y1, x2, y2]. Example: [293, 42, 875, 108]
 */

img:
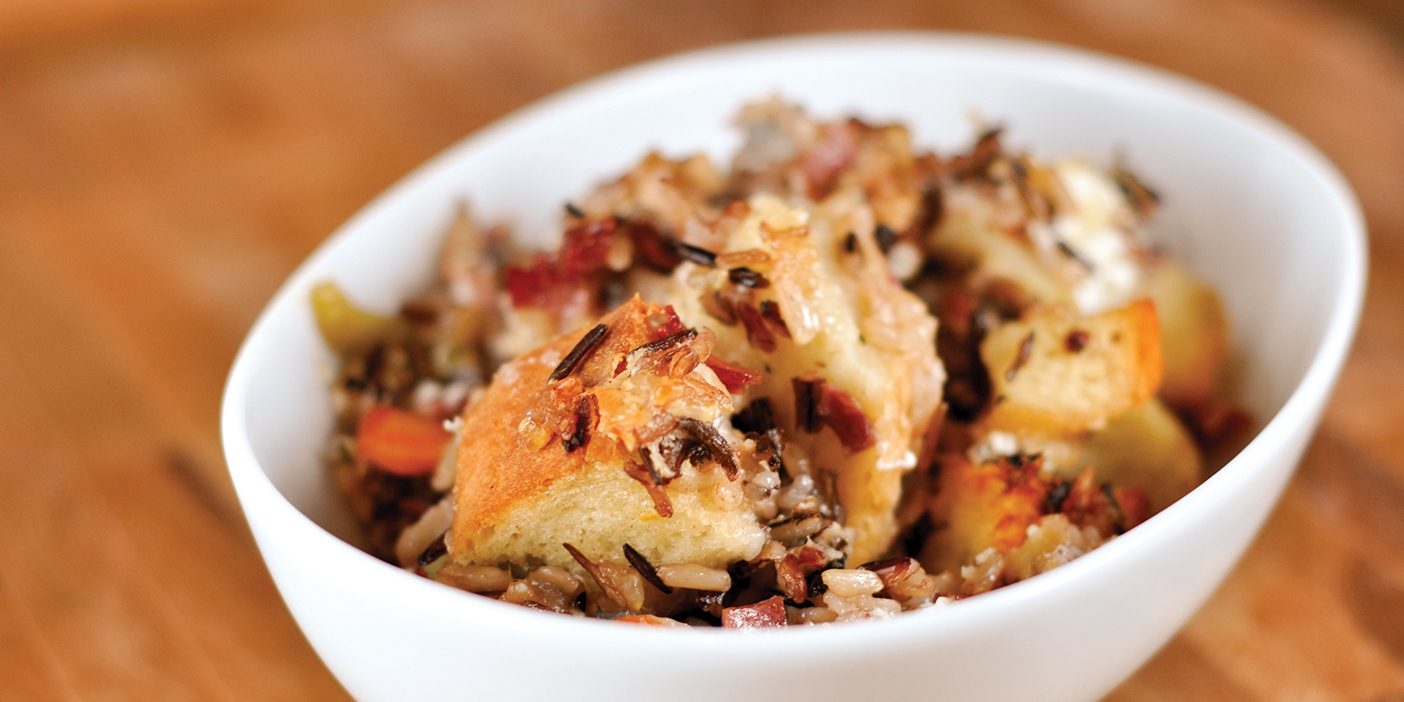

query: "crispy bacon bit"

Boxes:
[802, 121, 859, 199]
[817, 384, 876, 453]
[1064, 329, 1089, 353]
[625, 219, 682, 273]
[1112, 486, 1150, 531]
[549, 323, 609, 383]
[791, 376, 875, 452]
[793, 377, 821, 433]
[728, 267, 770, 289]
[775, 554, 809, 603]
[737, 302, 778, 352]
[564, 201, 585, 218]
[505, 219, 619, 309]
[874, 224, 898, 254]
[562, 393, 599, 453]
[758, 300, 790, 338]
[559, 219, 616, 277]
[677, 242, 718, 267]
[701, 290, 739, 326]
[624, 452, 674, 518]
[793, 543, 833, 570]
[705, 357, 762, 394]
[859, 557, 936, 603]
[562, 543, 630, 610]
[1006, 331, 1035, 382]
[648, 305, 686, 340]
[504, 255, 562, 308]
[721, 595, 788, 629]
[622, 543, 673, 595]
[860, 557, 913, 585]
[675, 417, 738, 480]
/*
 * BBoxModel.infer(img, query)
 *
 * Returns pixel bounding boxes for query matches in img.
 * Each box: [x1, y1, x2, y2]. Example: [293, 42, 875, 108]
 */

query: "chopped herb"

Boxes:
[564, 201, 585, 218]
[562, 393, 599, 453]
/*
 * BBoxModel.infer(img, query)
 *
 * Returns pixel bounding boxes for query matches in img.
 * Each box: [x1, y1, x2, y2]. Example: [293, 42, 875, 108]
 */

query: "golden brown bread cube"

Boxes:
[1077, 397, 1202, 512]
[1140, 260, 1230, 411]
[665, 194, 946, 564]
[449, 297, 767, 575]
[981, 299, 1163, 435]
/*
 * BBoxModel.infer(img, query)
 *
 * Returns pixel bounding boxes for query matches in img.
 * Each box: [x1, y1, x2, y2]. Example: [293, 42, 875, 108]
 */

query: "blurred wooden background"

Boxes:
[2, 0, 1402, 699]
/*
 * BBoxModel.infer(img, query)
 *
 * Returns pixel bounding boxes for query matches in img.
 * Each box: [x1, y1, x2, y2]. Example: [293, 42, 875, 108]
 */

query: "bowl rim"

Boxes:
[221, 30, 1367, 653]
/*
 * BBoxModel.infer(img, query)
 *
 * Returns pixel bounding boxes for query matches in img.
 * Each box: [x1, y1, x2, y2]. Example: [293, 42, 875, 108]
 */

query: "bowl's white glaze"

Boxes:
[221, 33, 1365, 701]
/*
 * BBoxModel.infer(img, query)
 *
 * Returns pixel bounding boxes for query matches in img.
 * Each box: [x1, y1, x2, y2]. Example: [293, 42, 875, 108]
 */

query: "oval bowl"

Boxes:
[221, 32, 1365, 701]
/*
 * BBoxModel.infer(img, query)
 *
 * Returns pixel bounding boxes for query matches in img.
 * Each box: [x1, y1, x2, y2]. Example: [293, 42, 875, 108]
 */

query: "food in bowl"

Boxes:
[314, 98, 1246, 627]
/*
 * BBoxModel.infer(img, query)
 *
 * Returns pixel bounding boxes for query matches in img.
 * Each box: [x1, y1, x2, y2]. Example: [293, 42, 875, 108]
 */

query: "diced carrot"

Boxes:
[356, 404, 451, 476]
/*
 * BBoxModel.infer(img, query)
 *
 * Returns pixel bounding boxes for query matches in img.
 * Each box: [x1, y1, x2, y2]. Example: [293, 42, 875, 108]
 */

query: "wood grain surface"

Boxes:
[2, 0, 1401, 699]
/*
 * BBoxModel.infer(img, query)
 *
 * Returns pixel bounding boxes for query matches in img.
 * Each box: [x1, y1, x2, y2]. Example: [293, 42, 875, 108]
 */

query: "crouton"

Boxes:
[449, 298, 767, 574]
[666, 194, 946, 564]
[981, 299, 1162, 435]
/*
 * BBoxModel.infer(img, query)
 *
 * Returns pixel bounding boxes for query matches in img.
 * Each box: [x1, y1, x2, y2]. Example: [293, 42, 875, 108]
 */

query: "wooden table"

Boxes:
[3, 0, 1401, 699]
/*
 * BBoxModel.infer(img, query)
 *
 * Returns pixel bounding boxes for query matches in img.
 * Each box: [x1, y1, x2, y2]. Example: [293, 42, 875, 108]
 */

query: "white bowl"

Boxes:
[221, 33, 1365, 701]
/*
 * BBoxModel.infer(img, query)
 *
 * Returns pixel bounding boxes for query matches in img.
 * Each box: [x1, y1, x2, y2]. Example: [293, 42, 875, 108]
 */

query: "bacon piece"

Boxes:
[737, 302, 778, 352]
[704, 357, 762, 394]
[721, 595, 788, 629]
[559, 219, 616, 276]
[624, 453, 674, 518]
[791, 376, 876, 453]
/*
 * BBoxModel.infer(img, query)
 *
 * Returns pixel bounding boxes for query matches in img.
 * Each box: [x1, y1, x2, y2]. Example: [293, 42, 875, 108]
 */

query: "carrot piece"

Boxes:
[356, 404, 451, 476]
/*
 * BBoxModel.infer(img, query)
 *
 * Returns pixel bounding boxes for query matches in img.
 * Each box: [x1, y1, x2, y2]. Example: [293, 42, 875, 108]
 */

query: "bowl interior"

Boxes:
[229, 34, 1363, 558]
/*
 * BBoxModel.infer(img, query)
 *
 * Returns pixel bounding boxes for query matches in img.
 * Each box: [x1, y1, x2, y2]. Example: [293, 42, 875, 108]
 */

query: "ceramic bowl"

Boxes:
[221, 33, 1365, 701]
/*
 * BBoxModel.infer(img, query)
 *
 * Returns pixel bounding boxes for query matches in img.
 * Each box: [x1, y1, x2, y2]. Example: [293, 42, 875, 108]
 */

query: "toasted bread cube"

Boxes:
[667, 194, 946, 564]
[1141, 260, 1229, 411]
[449, 298, 767, 574]
[982, 299, 1162, 435]
[919, 454, 1049, 574]
[1077, 398, 1202, 512]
